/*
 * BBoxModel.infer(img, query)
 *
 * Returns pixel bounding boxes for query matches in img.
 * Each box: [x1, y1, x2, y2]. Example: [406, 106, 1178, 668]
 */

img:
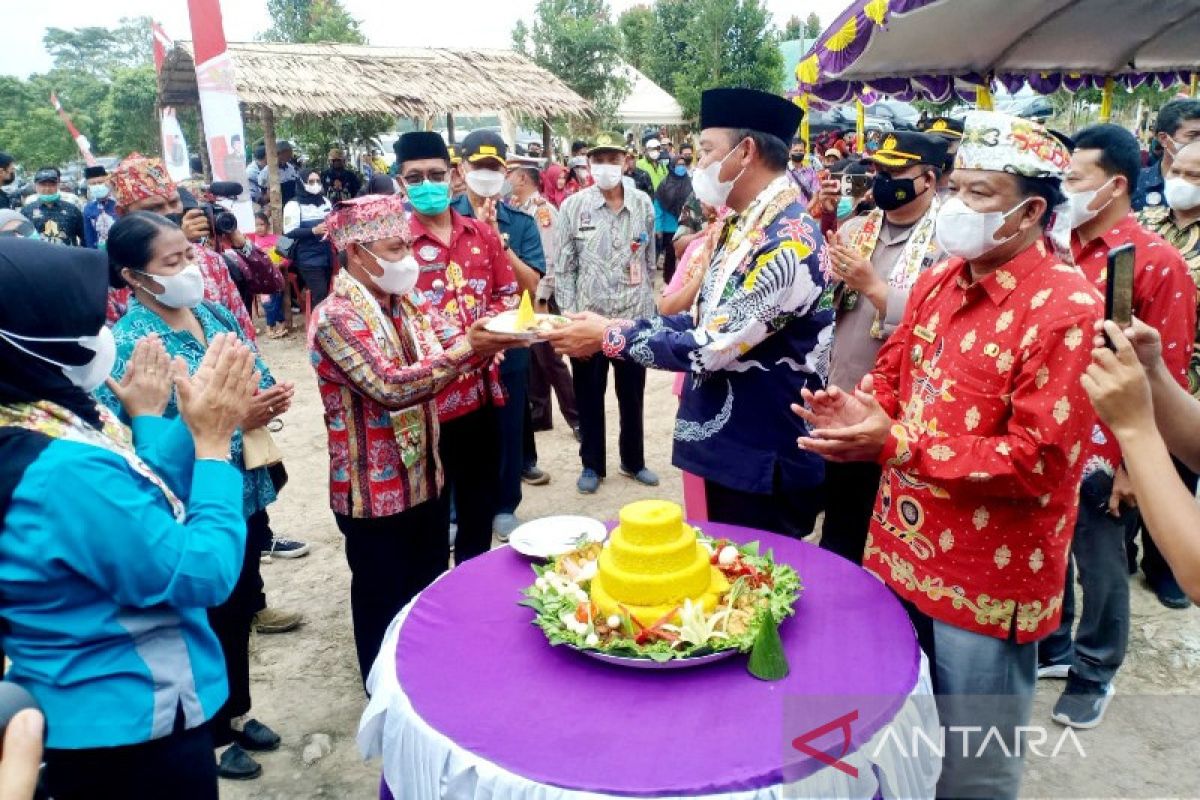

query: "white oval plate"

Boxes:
[485, 310, 569, 340]
[509, 515, 608, 559]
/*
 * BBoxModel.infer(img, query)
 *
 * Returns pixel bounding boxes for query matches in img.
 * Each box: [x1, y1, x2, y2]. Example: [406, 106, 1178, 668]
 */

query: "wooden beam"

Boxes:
[542, 120, 553, 163]
[261, 109, 285, 239]
[446, 113, 456, 145]
[194, 106, 212, 181]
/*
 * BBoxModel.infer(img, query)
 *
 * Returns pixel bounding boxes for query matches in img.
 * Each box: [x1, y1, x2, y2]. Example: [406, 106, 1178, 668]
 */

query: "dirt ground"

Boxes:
[222, 330, 1200, 800]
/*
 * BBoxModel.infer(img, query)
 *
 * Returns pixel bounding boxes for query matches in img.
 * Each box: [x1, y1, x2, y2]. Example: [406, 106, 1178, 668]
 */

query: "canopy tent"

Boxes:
[159, 41, 592, 120]
[794, 0, 1200, 104]
[614, 64, 685, 126]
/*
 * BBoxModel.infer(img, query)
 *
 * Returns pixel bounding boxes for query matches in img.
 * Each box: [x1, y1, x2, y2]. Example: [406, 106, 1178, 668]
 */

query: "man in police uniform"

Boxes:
[451, 130, 548, 540]
[820, 131, 948, 563]
[21, 167, 83, 246]
[919, 116, 964, 195]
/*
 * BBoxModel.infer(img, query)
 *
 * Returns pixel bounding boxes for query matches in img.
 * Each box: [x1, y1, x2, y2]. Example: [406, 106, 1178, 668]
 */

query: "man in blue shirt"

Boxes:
[451, 130, 547, 541]
[1133, 99, 1200, 211]
[81, 165, 117, 248]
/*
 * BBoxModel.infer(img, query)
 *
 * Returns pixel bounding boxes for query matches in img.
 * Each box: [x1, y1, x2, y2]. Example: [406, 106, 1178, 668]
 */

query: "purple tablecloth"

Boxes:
[394, 522, 920, 797]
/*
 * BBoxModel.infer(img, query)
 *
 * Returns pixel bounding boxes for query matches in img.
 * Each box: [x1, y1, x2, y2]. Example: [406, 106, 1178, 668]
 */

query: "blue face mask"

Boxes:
[88, 184, 110, 201]
[407, 180, 452, 216]
[38, 193, 60, 204]
[673, 165, 688, 177]
[836, 196, 855, 219]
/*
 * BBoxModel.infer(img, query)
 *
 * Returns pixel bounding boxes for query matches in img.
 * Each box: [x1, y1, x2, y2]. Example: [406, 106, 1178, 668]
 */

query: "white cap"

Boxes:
[645, 138, 661, 150]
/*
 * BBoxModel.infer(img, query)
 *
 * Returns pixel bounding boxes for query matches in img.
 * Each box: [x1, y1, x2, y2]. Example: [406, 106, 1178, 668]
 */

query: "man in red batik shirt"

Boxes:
[796, 111, 1099, 800]
[1036, 124, 1195, 728]
[394, 131, 520, 563]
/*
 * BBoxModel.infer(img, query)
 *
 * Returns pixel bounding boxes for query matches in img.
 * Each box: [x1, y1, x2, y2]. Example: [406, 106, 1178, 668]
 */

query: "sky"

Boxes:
[0, 0, 854, 79]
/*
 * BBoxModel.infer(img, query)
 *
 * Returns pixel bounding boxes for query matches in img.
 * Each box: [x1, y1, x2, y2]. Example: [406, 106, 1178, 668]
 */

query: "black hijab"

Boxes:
[296, 171, 328, 207]
[655, 161, 692, 218]
[0, 238, 109, 427]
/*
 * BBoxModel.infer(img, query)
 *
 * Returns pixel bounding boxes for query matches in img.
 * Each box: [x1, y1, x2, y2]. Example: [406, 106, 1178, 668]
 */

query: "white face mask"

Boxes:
[591, 164, 623, 191]
[646, 149, 661, 161]
[363, 247, 420, 296]
[1064, 178, 1115, 229]
[935, 196, 1031, 261]
[465, 169, 506, 198]
[138, 262, 205, 309]
[0, 325, 116, 392]
[1165, 177, 1200, 211]
[692, 142, 746, 208]
[305, 181, 323, 195]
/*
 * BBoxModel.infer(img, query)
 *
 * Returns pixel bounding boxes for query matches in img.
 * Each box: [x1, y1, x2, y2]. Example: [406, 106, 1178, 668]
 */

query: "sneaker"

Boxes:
[522, 466, 551, 486]
[1037, 661, 1071, 680]
[1148, 574, 1191, 609]
[218, 744, 262, 780]
[1051, 675, 1115, 729]
[619, 465, 660, 487]
[577, 468, 601, 494]
[252, 607, 303, 635]
[262, 536, 310, 559]
[232, 719, 281, 752]
[493, 513, 520, 542]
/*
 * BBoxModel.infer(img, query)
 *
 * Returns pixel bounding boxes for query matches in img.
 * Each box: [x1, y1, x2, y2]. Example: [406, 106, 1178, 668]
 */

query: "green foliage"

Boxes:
[99, 67, 161, 157]
[514, 0, 629, 124]
[640, 0, 691, 99]
[261, 0, 366, 44]
[804, 11, 823, 39]
[618, 5, 656, 72]
[672, 0, 783, 119]
[782, 15, 803, 40]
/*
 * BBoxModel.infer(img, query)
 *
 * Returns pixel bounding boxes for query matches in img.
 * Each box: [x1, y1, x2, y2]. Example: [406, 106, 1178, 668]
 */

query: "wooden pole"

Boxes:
[261, 108, 289, 327]
[446, 113, 456, 145]
[194, 105, 212, 181]
[542, 120, 553, 163]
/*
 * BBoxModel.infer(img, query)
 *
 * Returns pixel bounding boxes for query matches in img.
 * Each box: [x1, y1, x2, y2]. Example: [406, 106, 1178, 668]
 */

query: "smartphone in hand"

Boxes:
[1104, 244, 1135, 349]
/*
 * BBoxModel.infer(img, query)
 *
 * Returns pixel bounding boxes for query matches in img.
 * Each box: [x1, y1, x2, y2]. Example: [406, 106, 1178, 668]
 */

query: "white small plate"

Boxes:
[485, 310, 569, 340]
[509, 516, 608, 559]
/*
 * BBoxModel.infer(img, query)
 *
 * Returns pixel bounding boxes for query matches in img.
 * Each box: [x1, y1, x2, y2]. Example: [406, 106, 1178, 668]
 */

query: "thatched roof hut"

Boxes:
[158, 41, 593, 120]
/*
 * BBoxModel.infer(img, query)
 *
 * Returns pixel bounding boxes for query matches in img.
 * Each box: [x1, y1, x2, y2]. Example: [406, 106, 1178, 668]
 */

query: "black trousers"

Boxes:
[529, 341, 579, 431]
[704, 474, 823, 540]
[818, 460, 883, 564]
[207, 509, 267, 746]
[571, 355, 646, 476]
[658, 233, 678, 283]
[43, 706, 217, 800]
[336, 501, 447, 686]
[438, 406, 500, 562]
[297, 262, 332, 306]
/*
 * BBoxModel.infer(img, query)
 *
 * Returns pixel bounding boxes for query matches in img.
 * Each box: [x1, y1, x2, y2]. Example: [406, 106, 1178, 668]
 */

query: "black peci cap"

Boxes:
[700, 88, 803, 145]
[394, 131, 451, 166]
[83, 165, 107, 179]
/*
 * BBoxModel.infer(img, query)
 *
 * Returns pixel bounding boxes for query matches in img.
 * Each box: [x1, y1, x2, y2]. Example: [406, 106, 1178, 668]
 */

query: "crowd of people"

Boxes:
[2, 86, 1200, 799]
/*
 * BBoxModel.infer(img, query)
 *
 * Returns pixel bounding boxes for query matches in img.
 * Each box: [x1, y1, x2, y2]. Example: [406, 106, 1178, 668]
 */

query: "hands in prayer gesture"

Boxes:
[106, 334, 173, 419]
[792, 374, 892, 462]
[172, 333, 260, 460]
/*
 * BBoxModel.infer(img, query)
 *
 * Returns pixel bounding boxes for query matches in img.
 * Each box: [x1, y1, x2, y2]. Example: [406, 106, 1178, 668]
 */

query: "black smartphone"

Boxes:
[0, 681, 40, 743]
[1104, 244, 1135, 349]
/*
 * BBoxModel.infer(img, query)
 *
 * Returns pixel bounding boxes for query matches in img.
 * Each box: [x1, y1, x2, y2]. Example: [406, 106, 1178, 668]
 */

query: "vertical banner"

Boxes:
[186, 0, 253, 229]
[50, 92, 97, 166]
[151, 22, 192, 182]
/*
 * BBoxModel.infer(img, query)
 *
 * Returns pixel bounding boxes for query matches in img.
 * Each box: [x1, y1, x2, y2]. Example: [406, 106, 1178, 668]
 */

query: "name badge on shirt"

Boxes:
[420, 263, 445, 274]
[914, 325, 937, 343]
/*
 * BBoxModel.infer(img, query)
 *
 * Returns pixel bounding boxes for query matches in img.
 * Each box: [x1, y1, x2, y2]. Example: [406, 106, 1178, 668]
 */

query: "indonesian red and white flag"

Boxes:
[49, 91, 96, 166]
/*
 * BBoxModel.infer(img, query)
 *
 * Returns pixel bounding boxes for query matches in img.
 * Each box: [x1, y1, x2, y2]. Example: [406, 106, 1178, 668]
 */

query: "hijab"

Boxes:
[297, 171, 329, 207]
[655, 160, 692, 218]
[542, 164, 567, 207]
[0, 239, 109, 427]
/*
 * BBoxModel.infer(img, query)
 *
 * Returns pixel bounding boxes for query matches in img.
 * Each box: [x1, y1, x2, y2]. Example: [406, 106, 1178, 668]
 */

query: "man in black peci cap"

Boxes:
[21, 167, 83, 247]
[544, 87, 835, 538]
[81, 165, 117, 248]
[819, 130, 948, 564]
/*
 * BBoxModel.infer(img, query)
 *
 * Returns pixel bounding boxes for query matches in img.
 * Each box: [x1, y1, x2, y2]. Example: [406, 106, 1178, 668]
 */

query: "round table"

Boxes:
[358, 522, 940, 799]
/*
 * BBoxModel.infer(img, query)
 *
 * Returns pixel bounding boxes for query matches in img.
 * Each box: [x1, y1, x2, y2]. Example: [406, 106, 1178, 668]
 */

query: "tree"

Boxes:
[641, 0, 691, 99]
[804, 12, 823, 39]
[99, 67, 160, 157]
[782, 15, 803, 41]
[513, 0, 629, 123]
[42, 17, 153, 80]
[262, 0, 366, 44]
[618, 5, 656, 72]
[673, 0, 783, 118]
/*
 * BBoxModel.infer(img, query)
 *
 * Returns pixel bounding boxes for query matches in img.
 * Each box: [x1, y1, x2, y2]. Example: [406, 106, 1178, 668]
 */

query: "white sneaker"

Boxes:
[1037, 662, 1071, 680]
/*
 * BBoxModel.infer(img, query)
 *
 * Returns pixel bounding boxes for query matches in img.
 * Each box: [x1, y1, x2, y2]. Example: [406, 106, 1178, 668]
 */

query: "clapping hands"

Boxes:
[792, 374, 892, 462]
[105, 335, 173, 418]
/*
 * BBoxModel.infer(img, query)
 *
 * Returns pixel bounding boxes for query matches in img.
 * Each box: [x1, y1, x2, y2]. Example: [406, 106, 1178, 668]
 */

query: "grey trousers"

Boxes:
[1039, 472, 1131, 684]
[907, 605, 1038, 800]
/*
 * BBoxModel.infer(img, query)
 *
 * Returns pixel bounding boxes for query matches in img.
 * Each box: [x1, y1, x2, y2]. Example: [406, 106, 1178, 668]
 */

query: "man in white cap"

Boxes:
[637, 138, 668, 189]
[797, 111, 1100, 799]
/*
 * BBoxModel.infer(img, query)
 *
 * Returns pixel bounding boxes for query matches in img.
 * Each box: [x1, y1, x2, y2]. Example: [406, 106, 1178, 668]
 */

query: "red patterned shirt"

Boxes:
[411, 210, 519, 422]
[1072, 215, 1195, 476]
[310, 272, 486, 518]
[105, 245, 256, 342]
[865, 241, 1101, 643]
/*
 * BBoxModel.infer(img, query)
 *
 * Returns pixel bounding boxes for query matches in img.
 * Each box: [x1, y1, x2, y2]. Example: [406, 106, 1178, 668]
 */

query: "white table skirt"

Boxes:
[358, 583, 941, 800]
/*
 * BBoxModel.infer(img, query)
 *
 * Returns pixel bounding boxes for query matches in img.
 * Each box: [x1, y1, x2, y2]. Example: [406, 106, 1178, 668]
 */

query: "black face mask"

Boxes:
[872, 171, 926, 211]
[789, 153, 805, 164]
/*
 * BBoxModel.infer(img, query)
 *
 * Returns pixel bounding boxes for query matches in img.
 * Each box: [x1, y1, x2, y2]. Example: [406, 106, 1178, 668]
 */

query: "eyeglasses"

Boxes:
[402, 170, 449, 186]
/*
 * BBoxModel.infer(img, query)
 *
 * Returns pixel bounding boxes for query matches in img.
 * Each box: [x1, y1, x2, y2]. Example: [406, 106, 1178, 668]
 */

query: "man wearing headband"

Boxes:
[546, 87, 833, 537]
[798, 111, 1100, 798]
[309, 195, 523, 684]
